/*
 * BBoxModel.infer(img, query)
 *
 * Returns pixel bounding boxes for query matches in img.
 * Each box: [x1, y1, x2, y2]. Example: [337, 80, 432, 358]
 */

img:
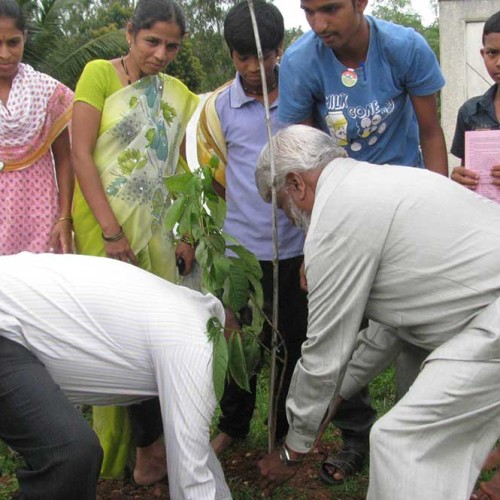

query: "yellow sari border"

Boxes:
[2, 106, 72, 172]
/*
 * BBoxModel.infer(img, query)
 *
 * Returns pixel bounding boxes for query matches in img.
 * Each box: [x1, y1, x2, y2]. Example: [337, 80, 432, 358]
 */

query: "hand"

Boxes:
[450, 166, 479, 189]
[299, 260, 308, 292]
[491, 165, 500, 186]
[104, 234, 137, 265]
[176, 240, 195, 276]
[258, 448, 298, 496]
[49, 220, 74, 254]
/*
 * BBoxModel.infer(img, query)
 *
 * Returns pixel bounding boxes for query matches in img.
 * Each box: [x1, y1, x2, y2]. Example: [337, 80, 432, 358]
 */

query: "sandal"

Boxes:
[319, 448, 367, 485]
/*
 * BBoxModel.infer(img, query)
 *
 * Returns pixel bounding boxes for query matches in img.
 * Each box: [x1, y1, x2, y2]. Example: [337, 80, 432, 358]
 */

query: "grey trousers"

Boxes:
[0, 336, 103, 499]
[369, 358, 500, 500]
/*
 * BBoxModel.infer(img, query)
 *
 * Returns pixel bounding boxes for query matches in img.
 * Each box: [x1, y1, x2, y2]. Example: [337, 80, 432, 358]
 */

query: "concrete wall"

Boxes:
[439, 0, 496, 168]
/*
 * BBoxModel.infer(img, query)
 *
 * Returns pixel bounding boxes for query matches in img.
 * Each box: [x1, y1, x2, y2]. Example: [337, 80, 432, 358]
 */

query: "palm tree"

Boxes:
[20, 0, 129, 89]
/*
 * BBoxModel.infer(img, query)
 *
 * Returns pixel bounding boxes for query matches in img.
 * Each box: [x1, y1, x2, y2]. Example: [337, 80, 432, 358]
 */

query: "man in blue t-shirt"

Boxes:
[280, 0, 448, 174]
[278, 0, 449, 484]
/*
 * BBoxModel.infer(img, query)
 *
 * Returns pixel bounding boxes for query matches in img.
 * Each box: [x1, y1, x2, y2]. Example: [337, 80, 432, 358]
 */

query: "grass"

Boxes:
[0, 366, 397, 499]
[214, 364, 398, 499]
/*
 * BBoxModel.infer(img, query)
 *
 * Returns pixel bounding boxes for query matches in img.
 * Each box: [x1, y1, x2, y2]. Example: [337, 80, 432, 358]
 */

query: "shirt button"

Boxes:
[0, 161, 4, 171]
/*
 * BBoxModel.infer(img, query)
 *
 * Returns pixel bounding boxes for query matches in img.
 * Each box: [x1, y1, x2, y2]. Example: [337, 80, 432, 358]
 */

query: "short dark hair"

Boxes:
[483, 10, 500, 44]
[224, 0, 284, 55]
[0, 0, 25, 31]
[130, 0, 186, 37]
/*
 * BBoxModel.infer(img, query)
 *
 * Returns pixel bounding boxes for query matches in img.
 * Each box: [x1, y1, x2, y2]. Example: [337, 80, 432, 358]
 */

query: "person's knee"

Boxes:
[61, 425, 103, 474]
[369, 413, 395, 453]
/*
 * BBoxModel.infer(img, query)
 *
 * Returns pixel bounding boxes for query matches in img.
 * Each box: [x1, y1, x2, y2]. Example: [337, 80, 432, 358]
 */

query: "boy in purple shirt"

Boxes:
[197, 0, 307, 454]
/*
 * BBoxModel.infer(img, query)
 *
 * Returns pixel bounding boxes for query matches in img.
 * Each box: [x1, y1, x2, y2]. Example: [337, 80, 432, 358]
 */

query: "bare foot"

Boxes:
[133, 436, 167, 486]
[211, 432, 235, 455]
[484, 448, 500, 471]
[471, 471, 500, 500]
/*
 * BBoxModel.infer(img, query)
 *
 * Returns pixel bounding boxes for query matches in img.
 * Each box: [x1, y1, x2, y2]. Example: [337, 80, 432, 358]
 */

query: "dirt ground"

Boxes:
[95, 442, 368, 499]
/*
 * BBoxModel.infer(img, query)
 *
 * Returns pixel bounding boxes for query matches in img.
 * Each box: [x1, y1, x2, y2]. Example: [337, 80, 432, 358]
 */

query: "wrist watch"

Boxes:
[279, 445, 305, 466]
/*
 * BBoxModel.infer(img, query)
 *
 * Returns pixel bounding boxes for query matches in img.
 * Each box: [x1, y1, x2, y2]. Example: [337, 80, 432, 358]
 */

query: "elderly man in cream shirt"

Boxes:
[0, 252, 231, 500]
[256, 125, 500, 500]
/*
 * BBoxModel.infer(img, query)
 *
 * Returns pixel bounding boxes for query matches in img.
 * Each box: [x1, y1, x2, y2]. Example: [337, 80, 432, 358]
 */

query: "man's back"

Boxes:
[0, 252, 223, 404]
[309, 159, 500, 347]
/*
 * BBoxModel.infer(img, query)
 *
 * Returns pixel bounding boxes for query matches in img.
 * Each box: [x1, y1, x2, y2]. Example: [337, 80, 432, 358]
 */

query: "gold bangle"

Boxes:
[102, 226, 125, 242]
[56, 216, 73, 224]
[180, 235, 194, 245]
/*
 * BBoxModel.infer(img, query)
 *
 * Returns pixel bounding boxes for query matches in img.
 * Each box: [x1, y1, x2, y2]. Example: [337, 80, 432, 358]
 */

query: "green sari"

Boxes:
[73, 73, 199, 478]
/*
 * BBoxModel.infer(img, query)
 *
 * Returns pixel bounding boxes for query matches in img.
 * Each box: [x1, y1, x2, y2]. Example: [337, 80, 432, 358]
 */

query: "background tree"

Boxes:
[19, 0, 205, 90]
[371, 0, 439, 58]
[179, 0, 304, 92]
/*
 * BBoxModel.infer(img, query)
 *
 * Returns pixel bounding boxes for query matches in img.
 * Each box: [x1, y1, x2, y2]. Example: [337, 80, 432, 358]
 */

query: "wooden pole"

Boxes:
[247, 0, 281, 454]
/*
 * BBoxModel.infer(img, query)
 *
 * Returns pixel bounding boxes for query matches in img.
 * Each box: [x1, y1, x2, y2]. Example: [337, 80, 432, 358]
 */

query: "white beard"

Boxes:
[286, 197, 311, 233]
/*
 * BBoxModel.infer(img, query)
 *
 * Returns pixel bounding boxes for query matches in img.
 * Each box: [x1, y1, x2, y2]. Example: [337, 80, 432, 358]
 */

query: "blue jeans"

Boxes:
[0, 336, 103, 499]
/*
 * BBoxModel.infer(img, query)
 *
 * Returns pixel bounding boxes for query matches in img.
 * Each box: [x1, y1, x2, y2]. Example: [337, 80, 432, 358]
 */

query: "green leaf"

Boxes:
[227, 245, 263, 279]
[207, 317, 228, 402]
[248, 275, 265, 310]
[195, 240, 209, 268]
[213, 254, 233, 283]
[164, 196, 186, 231]
[165, 171, 195, 195]
[222, 265, 249, 312]
[207, 232, 226, 255]
[241, 328, 262, 376]
[228, 333, 250, 392]
[208, 155, 220, 171]
[206, 197, 226, 228]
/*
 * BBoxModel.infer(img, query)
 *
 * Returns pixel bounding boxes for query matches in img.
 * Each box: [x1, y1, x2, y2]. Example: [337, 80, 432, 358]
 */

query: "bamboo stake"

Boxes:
[247, 0, 281, 454]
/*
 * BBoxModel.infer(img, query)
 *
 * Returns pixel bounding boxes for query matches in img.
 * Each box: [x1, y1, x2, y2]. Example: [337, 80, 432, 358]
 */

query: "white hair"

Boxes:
[255, 124, 347, 202]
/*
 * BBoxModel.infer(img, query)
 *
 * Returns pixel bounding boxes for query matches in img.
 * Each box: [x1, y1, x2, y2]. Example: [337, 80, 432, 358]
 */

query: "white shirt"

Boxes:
[0, 252, 231, 499]
[0, 252, 224, 405]
[285, 158, 500, 453]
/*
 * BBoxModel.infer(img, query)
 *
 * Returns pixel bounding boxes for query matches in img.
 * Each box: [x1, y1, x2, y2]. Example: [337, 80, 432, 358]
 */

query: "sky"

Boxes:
[273, 0, 438, 31]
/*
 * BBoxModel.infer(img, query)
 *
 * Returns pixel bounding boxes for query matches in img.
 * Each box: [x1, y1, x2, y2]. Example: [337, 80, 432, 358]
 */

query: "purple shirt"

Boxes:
[215, 73, 304, 260]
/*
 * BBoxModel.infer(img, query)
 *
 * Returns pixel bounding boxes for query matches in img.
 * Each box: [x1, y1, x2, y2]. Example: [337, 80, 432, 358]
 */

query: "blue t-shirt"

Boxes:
[279, 16, 445, 167]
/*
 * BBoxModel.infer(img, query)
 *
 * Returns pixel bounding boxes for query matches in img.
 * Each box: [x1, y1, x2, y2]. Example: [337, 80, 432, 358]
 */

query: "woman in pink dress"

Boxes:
[0, 0, 74, 255]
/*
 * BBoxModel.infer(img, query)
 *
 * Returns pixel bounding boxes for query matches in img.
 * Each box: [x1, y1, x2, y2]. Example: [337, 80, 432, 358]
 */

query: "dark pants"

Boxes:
[0, 336, 103, 499]
[331, 315, 376, 450]
[128, 397, 163, 448]
[218, 256, 308, 440]
[218, 257, 376, 447]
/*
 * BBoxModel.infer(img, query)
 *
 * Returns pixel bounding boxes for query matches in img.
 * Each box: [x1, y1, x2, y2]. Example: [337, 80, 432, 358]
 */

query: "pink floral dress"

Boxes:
[0, 64, 73, 255]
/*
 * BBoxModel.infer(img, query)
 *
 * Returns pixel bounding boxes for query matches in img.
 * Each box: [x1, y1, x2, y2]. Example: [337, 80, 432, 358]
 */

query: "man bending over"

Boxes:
[0, 252, 231, 500]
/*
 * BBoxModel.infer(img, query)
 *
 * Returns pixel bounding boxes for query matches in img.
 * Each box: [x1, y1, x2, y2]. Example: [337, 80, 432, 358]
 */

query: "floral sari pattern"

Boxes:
[73, 73, 199, 276]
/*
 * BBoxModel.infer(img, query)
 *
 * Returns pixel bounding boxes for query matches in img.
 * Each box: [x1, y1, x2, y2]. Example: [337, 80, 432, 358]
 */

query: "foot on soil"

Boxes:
[211, 432, 235, 455]
[471, 473, 500, 500]
[133, 437, 167, 486]
[320, 447, 367, 484]
[484, 447, 500, 471]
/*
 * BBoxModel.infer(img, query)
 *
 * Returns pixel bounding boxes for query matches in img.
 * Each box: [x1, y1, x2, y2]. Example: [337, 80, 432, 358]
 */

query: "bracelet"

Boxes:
[279, 445, 305, 466]
[102, 226, 125, 242]
[180, 235, 194, 245]
[55, 216, 73, 224]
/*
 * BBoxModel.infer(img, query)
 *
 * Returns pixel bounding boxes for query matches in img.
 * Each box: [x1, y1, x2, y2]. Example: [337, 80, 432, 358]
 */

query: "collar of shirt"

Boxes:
[476, 83, 499, 125]
[229, 72, 279, 110]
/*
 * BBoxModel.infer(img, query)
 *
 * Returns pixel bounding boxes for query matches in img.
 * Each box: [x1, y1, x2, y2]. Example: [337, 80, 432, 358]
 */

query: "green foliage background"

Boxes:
[17, 0, 438, 93]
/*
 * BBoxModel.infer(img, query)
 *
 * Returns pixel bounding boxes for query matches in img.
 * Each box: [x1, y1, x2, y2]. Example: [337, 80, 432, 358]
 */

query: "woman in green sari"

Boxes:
[71, 0, 199, 483]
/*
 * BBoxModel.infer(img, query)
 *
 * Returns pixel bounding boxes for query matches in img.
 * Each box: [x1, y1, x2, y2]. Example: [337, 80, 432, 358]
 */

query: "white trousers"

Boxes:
[368, 358, 500, 500]
[156, 344, 232, 500]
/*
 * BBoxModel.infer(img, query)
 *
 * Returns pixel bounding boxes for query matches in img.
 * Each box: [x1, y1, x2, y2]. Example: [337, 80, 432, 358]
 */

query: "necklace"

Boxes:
[241, 68, 279, 96]
[120, 56, 131, 85]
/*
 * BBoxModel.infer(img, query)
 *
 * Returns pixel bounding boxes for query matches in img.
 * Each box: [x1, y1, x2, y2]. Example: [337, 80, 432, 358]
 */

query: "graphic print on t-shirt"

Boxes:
[325, 92, 395, 153]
